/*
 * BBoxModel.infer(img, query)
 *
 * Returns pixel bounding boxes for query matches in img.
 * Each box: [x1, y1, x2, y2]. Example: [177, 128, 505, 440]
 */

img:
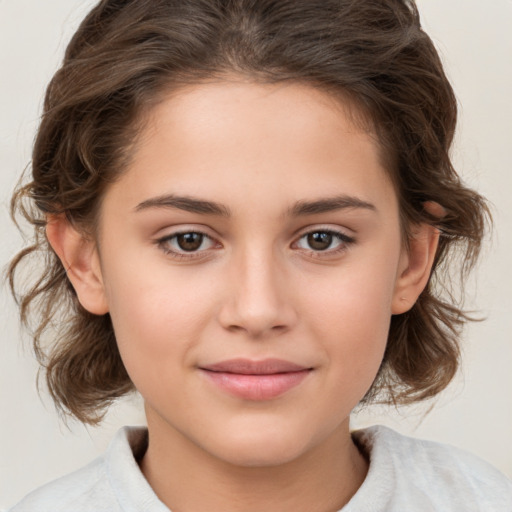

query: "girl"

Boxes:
[6, 0, 512, 510]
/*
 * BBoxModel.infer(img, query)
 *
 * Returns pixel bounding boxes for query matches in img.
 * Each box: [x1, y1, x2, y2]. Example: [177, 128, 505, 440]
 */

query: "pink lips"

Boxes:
[200, 358, 312, 401]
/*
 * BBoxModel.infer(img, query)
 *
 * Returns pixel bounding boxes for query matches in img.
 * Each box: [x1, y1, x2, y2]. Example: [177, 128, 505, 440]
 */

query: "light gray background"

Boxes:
[1, 0, 511, 508]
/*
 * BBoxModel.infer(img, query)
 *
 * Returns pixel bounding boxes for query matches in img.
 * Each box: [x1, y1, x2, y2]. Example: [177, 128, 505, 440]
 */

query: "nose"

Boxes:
[217, 249, 298, 338]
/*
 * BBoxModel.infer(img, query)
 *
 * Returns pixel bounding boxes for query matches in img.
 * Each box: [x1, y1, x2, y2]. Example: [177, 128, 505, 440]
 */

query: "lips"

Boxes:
[199, 358, 312, 400]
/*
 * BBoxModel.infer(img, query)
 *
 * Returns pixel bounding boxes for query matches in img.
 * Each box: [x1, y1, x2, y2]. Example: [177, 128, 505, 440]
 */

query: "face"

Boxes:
[89, 81, 411, 466]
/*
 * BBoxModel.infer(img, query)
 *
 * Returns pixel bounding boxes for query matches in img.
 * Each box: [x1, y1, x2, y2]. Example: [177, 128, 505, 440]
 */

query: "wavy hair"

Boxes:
[9, 0, 490, 423]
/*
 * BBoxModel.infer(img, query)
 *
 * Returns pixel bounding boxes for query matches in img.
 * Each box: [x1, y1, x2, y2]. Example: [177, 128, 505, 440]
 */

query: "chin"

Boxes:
[216, 442, 307, 468]
[203, 422, 314, 468]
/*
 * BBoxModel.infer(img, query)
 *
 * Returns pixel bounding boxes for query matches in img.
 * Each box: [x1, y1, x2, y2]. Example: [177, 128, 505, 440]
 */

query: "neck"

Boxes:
[140, 415, 368, 512]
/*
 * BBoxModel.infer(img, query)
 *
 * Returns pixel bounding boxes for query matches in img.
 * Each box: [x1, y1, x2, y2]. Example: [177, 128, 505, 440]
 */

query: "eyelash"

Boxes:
[293, 229, 355, 258]
[156, 228, 355, 261]
[156, 230, 219, 261]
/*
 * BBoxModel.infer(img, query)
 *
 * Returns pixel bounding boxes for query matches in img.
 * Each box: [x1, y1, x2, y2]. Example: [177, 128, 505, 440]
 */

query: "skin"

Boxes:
[47, 79, 439, 512]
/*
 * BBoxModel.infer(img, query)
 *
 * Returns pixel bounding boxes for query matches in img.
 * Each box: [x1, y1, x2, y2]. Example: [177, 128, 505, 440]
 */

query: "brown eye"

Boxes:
[176, 232, 205, 251]
[295, 229, 354, 254]
[158, 231, 217, 257]
[306, 232, 334, 251]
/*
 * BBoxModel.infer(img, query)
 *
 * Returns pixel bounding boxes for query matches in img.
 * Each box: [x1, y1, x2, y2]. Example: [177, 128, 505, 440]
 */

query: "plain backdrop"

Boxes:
[1, 0, 511, 508]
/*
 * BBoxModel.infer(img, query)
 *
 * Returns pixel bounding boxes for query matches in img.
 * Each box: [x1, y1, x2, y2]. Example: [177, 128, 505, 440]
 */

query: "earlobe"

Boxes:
[46, 215, 109, 315]
[391, 221, 440, 315]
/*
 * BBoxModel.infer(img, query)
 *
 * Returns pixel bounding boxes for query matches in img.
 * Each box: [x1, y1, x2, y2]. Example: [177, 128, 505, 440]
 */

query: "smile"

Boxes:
[199, 358, 313, 401]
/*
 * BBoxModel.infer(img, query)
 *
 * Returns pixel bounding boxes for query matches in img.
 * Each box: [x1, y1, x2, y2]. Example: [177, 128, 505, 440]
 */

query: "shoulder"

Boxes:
[7, 455, 115, 512]
[8, 427, 161, 512]
[347, 425, 512, 511]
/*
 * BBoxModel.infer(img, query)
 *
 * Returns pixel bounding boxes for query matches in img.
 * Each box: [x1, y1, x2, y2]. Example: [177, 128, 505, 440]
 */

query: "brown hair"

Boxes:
[9, 0, 489, 424]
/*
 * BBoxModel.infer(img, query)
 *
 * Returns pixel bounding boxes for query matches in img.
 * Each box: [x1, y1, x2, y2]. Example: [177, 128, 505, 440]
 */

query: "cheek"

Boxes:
[305, 252, 398, 330]
[103, 262, 219, 382]
[302, 249, 400, 383]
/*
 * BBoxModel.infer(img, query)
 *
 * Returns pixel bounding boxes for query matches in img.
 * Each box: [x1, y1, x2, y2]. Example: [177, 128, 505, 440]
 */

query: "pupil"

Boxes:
[308, 232, 332, 250]
[177, 233, 203, 251]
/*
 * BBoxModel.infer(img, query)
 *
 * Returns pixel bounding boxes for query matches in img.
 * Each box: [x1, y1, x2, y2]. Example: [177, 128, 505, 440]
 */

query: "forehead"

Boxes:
[141, 79, 379, 161]
[104, 79, 397, 219]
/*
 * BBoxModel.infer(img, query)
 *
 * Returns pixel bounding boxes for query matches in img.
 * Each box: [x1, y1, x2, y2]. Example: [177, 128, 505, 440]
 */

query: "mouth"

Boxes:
[199, 358, 313, 401]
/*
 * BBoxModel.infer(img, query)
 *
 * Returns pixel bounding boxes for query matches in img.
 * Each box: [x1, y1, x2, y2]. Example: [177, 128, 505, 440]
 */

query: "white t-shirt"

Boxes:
[8, 425, 512, 511]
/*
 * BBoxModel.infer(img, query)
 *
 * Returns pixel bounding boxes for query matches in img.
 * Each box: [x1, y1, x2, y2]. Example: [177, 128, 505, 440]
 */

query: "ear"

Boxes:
[46, 215, 109, 315]
[391, 204, 443, 315]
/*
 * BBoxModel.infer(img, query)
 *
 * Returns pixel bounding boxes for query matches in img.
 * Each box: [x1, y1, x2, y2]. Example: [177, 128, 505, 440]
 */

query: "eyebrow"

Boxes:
[288, 195, 377, 216]
[134, 193, 376, 217]
[135, 195, 231, 216]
